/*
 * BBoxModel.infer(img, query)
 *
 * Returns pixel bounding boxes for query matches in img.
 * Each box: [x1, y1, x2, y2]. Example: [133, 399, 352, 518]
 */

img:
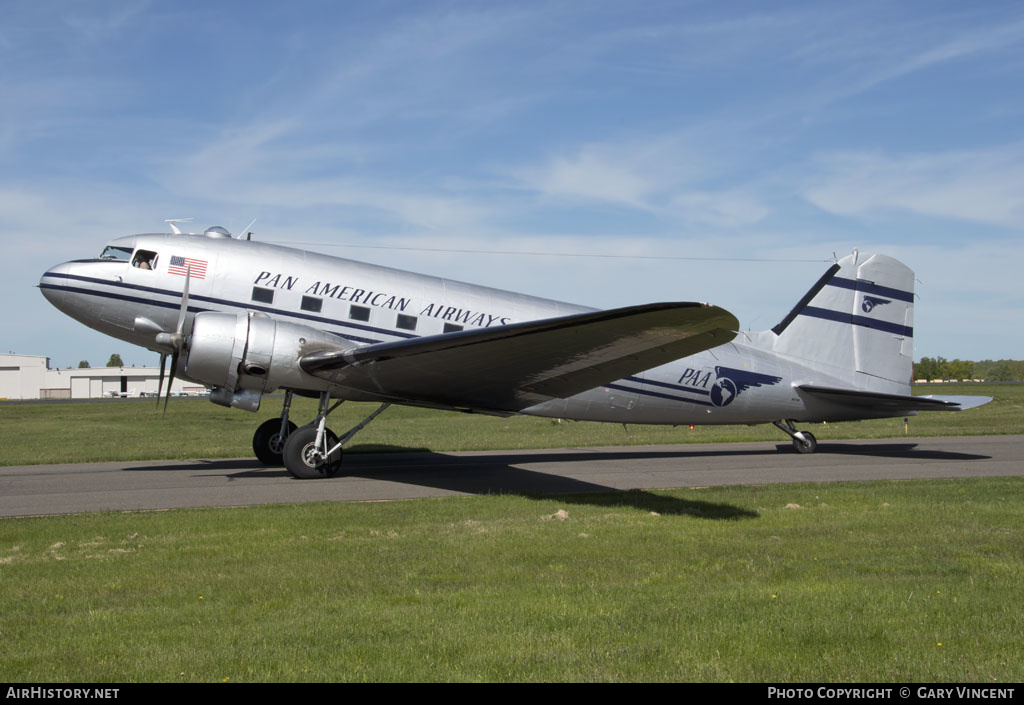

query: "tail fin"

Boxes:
[768, 251, 914, 393]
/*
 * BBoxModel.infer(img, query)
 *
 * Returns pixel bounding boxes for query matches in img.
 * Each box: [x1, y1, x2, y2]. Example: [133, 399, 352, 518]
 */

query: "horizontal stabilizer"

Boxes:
[916, 394, 993, 411]
[301, 302, 738, 412]
[799, 385, 991, 412]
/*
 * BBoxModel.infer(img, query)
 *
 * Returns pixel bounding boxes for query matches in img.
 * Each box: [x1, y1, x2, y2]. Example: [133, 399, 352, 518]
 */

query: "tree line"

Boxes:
[914, 357, 1024, 382]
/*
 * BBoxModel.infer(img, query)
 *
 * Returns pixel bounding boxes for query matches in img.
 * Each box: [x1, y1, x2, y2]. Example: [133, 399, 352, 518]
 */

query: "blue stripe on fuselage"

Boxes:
[39, 272, 405, 345]
[607, 377, 715, 407]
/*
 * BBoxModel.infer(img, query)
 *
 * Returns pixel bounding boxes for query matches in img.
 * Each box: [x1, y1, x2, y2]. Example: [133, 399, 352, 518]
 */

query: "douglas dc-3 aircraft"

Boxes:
[39, 224, 989, 479]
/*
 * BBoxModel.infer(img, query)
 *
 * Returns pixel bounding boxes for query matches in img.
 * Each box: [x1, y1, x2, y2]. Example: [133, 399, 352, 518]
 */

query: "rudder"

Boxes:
[769, 251, 914, 393]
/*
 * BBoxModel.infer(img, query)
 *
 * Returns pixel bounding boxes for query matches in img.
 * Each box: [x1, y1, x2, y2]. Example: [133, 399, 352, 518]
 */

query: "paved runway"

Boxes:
[1, 435, 1021, 517]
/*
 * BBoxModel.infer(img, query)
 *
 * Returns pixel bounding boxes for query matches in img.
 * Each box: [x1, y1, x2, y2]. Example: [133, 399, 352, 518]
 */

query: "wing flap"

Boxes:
[301, 303, 738, 412]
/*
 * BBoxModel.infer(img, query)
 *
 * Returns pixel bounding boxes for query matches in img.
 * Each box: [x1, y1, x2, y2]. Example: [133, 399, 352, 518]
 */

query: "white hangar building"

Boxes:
[0, 354, 207, 400]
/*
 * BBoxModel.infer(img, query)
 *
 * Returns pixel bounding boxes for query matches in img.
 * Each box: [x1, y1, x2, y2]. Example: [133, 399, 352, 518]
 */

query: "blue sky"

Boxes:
[4, 1, 1023, 368]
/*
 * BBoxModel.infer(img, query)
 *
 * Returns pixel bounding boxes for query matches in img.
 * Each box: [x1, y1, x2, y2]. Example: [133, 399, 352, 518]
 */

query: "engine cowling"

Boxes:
[183, 311, 350, 411]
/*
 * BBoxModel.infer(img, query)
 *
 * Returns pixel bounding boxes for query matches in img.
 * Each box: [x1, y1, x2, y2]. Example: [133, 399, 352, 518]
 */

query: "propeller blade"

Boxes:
[156, 352, 167, 408]
[175, 266, 191, 335]
[163, 351, 178, 414]
[158, 267, 191, 414]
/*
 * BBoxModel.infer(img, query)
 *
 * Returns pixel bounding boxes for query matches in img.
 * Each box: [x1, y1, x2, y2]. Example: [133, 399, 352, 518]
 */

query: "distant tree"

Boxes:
[946, 359, 974, 381]
[983, 360, 1024, 382]
[915, 357, 1024, 382]
[78, 360, 90, 368]
[1007, 361, 1024, 381]
[915, 356, 944, 381]
[974, 360, 997, 379]
[106, 354, 124, 367]
[986, 361, 1011, 381]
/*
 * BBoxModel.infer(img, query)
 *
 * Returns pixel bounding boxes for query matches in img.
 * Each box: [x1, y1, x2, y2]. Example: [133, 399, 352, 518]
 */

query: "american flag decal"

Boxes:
[168, 255, 208, 279]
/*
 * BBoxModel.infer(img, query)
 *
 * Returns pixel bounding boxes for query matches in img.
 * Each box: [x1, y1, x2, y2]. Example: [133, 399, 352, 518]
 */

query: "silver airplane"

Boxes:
[39, 225, 989, 479]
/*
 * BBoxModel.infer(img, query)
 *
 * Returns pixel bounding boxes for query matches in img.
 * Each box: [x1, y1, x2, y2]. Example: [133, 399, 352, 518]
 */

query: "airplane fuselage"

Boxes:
[40, 232, 892, 427]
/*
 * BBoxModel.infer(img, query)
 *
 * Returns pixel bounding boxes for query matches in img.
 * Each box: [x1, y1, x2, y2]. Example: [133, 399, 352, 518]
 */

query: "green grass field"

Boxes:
[0, 384, 1018, 467]
[2, 478, 1022, 682]
[1, 384, 1021, 682]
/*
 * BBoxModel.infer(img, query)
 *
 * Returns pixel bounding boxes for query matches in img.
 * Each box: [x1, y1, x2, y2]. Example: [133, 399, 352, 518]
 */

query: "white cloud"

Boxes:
[670, 191, 770, 229]
[804, 144, 1024, 229]
[508, 133, 773, 229]
[523, 147, 654, 210]
[60, 3, 149, 42]
[853, 16, 1024, 97]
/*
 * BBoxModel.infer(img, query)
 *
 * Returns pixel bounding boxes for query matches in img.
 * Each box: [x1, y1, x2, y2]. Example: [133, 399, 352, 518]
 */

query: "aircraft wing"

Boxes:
[300, 303, 738, 412]
[798, 385, 992, 412]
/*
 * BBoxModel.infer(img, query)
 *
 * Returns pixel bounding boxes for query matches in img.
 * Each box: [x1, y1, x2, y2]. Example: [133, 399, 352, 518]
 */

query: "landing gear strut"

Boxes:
[252, 390, 297, 466]
[773, 419, 817, 454]
[280, 393, 391, 479]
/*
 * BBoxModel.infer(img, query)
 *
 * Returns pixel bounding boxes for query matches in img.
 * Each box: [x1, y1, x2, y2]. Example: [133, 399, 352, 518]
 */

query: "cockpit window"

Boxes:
[132, 250, 158, 270]
[100, 246, 133, 261]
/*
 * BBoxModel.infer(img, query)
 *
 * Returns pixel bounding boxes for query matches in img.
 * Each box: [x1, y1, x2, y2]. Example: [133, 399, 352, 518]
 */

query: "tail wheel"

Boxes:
[282, 424, 343, 479]
[252, 419, 297, 466]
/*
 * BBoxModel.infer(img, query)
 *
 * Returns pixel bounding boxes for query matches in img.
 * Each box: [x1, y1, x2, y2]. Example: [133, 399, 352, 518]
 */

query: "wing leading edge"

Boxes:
[301, 302, 739, 413]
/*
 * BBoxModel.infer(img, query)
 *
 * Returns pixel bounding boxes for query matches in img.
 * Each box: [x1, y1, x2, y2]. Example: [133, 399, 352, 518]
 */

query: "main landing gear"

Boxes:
[252, 390, 298, 465]
[773, 419, 818, 454]
[252, 390, 391, 479]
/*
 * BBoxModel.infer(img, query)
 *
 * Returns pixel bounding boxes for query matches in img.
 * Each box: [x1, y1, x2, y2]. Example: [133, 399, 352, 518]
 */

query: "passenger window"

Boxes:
[132, 250, 158, 270]
[251, 287, 274, 304]
[397, 314, 418, 331]
[301, 296, 322, 313]
[349, 305, 370, 322]
[443, 323, 464, 333]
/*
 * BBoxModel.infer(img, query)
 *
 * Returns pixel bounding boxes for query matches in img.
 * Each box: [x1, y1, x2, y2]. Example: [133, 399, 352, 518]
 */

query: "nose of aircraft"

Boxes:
[39, 261, 72, 310]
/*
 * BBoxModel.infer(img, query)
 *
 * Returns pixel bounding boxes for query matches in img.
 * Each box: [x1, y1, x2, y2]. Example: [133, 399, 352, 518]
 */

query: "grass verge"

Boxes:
[0, 384, 1018, 467]
[1, 478, 1022, 682]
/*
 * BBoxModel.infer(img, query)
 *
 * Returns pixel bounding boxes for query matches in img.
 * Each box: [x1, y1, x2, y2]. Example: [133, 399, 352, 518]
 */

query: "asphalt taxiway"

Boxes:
[1, 435, 1021, 517]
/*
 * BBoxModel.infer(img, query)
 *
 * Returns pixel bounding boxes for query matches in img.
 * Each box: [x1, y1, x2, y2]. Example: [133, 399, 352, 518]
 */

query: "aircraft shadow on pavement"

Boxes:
[791, 442, 990, 461]
[330, 443, 985, 517]
[125, 450, 758, 519]
[123, 441, 991, 519]
[126, 441, 990, 477]
[344, 453, 760, 519]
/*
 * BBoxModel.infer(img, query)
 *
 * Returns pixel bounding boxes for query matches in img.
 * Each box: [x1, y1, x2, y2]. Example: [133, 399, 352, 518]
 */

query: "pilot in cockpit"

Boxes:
[132, 251, 156, 270]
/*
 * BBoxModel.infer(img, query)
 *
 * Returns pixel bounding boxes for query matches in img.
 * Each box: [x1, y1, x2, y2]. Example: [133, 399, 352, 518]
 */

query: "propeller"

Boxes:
[155, 266, 192, 412]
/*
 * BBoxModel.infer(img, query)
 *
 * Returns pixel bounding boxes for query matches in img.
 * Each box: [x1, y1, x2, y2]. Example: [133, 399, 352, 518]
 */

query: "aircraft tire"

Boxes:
[283, 424, 343, 479]
[252, 419, 298, 466]
[793, 432, 817, 454]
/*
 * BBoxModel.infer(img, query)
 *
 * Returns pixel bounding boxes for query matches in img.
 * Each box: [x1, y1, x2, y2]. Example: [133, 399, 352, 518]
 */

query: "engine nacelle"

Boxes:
[184, 311, 349, 411]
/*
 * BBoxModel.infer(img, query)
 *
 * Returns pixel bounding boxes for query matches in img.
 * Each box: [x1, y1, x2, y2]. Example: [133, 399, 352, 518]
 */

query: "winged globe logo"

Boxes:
[710, 377, 738, 406]
[861, 296, 890, 313]
[710, 366, 783, 407]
